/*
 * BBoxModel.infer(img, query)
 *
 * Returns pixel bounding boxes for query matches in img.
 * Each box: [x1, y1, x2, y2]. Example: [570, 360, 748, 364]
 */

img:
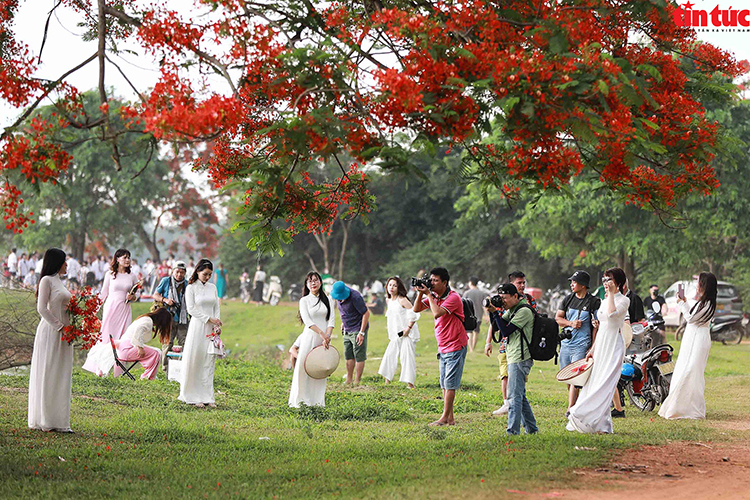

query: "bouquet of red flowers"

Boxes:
[61, 287, 103, 350]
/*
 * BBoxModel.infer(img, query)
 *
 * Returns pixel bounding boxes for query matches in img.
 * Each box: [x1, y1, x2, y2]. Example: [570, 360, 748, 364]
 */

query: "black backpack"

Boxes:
[461, 297, 478, 332]
[511, 304, 561, 362]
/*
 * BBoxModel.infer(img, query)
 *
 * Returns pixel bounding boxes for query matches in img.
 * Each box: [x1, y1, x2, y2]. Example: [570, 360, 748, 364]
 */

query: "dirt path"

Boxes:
[523, 425, 750, 499]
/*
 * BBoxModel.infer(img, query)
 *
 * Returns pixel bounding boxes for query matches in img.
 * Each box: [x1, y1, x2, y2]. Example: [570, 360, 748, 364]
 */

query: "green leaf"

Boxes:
[639, 118, 660, 130]
[521, 100, 535, 117]
[636, 63, 663, 82]
[597, 79, 609, 96]
[556, 80, 579, 91]
[549, 32, 569, 55]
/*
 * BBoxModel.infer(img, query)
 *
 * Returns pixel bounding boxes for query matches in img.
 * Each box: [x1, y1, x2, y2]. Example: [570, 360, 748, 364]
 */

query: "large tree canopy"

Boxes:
[0, 0, 744, 252]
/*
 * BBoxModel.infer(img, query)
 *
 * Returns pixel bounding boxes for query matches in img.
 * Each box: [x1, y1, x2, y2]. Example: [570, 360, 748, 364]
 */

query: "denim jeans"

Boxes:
[507, 359, 538, 435]
[438, 345, 467, 390]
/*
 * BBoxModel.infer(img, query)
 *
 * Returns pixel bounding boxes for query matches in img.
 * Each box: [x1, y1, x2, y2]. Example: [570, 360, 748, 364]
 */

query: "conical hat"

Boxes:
[556, 358, 594, 386]
[621, 321, 633, 347]
[304, 345, 340, 379]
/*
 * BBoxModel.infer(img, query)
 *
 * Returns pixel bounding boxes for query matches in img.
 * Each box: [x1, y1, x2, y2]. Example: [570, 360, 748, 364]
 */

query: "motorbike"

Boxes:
[287, 283, 301, 302]
[263, 276, 283, 306]
[675, 311, 747, 345]
[618, 343, 675, 412]
[627, 316, 665, 355]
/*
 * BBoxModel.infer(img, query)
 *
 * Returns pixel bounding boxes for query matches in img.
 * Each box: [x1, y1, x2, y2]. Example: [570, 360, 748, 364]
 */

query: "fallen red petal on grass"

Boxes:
[481, 479, 485, 483]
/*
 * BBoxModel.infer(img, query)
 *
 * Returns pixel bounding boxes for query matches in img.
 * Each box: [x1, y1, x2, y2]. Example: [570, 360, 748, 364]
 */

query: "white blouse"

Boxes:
[187, 280, 220, 323]
[385, 297, 421, 341]
[36, 274, 71, 331]
[680, 299, 713, 327]
[299, 293, 335, 333]
[121, 316, 153, 348]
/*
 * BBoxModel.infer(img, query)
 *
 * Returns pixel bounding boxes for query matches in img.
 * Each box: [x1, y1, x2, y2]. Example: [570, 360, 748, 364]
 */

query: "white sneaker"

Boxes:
[492, 399, 510, 415]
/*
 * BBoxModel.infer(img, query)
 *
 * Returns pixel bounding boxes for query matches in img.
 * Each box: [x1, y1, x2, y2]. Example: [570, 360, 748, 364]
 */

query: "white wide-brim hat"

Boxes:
[304, 345, 340, 379]
[556, 358, 594, 386]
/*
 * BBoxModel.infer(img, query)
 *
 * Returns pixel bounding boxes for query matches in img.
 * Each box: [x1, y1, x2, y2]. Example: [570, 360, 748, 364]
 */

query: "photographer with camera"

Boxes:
[484, 283, 538, 435]
[484, 271, 536, 416]
[153, 261, 189, 371]
[555, 271, 600, 415]
[413, 267, 467, 426]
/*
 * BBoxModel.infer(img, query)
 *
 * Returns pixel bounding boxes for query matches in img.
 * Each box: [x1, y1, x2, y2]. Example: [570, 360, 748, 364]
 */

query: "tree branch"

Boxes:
[1, 53, 98, 140]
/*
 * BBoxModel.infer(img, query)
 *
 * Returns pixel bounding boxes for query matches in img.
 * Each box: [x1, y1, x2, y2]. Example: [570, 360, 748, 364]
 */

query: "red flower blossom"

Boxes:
[61, 288, 103, 350]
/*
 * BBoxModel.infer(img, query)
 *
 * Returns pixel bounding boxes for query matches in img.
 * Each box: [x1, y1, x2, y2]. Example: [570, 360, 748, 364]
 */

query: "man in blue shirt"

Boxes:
[555, 270, 600, 415]
[331, 281, 370, 385]
[153, 261, 189, 371]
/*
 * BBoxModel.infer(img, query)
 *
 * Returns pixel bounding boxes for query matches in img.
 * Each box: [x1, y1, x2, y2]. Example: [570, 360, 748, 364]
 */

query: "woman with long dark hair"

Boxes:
[115, 308, 172, 380]
[378, 277, 421, 388]
[83, 248, 142, 376]
[288, 271, 335, 407]
[659, 272, 718, 420]
[567, 267, 630, 434]
[28, 248, 74, 432]
[179, 259, 222, 407]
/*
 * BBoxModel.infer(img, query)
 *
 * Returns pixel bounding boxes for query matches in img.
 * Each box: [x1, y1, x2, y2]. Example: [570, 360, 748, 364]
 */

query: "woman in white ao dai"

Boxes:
[567, 268, 629, 434]
[179, 259, 222, 408]
[289, 272, 335, 408]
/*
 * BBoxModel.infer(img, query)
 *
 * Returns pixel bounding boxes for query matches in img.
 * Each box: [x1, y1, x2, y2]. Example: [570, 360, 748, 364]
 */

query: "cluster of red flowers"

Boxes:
[61, 288, 103, 351]
[0, 0, 747, 241]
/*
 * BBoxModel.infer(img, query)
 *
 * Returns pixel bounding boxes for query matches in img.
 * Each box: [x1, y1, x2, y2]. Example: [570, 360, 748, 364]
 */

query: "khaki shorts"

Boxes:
[343, 331, 367, 362]
[497, 351, 508, 379]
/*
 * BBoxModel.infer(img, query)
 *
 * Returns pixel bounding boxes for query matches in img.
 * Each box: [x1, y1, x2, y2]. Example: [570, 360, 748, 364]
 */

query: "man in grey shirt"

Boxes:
[463, 276, 488, 353]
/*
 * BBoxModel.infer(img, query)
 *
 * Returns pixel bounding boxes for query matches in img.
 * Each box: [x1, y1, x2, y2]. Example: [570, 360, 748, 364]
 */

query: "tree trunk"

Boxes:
[303, 251, 320, 274]
[617, 250, 637, 289]
[69, 209, 88, 261]
[337, 220, 350, 280]
[133, 224, 161, 261]
[313, 227, 332, 274]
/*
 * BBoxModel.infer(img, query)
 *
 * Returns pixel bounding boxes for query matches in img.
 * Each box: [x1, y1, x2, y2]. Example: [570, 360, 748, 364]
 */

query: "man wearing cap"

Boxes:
[330, 281, 370, 385]
[153, 261, 189, 371]
[556, 271, 601, 414]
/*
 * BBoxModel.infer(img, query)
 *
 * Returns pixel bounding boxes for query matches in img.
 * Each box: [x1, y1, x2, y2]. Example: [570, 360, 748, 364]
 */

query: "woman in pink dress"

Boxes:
[83, 249, 142, 376]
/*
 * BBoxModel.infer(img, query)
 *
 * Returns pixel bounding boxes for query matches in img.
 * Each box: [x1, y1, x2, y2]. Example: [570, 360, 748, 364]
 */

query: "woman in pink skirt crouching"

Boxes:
[117, 308, 172, 380]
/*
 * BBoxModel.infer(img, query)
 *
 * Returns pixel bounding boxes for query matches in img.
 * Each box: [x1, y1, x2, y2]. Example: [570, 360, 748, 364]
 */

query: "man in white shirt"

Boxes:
[7, 248, 17, 286]
[131, 259, 142, 280]
[92, 256, 105, 284]
[66, 256, 81, 290]
[35, 255, 43, 274]
[17, 253, 30, 281]
[23, 269, 38, 288]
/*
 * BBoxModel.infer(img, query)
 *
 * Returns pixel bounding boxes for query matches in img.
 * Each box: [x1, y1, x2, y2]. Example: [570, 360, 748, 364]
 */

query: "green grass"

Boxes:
[2, 301, 749, 499]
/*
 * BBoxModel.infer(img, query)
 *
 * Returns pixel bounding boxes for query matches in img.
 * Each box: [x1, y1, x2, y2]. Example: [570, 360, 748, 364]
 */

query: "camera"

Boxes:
[411, 276, 432, 290]
[559, 328, 573, 340]
[482, 295, 504, 309]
